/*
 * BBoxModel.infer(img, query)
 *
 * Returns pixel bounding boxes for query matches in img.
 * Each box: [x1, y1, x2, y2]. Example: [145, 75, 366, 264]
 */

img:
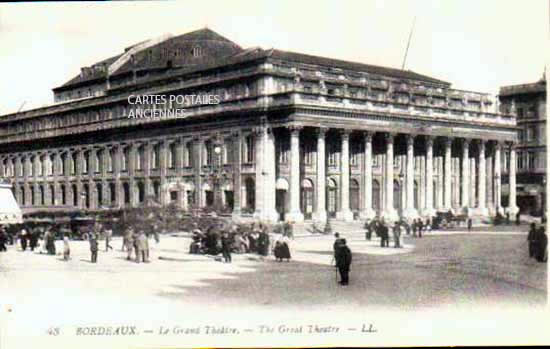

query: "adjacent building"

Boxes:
[0, 28, 518, 223]
[499, 76, 546, 216]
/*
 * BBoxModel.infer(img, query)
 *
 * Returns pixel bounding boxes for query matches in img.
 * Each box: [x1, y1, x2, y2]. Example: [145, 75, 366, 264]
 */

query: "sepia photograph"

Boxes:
[0, 1, 548, 348]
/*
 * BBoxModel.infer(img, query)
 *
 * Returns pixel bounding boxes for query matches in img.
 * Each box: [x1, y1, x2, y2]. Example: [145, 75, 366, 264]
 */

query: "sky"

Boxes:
[0, 0, 548, 115]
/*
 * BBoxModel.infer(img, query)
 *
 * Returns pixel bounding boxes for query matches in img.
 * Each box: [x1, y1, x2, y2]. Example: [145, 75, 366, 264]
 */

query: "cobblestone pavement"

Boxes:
[0, 229, 546, 347]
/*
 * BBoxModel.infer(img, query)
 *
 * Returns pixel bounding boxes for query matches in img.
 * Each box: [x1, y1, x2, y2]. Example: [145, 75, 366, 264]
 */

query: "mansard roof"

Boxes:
[53, 28, 449, 93]
[54, 28, 243, 91]
[267, 49, 450, 86]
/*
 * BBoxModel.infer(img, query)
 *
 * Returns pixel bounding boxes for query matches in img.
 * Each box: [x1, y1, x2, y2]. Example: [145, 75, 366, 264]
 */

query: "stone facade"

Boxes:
[0, 29, 518, 223]
[499, 77, 546, 215]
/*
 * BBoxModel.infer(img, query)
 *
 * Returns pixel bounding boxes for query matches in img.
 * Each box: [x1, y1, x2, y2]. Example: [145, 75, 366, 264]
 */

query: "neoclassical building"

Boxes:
[0, 28, 519, 223]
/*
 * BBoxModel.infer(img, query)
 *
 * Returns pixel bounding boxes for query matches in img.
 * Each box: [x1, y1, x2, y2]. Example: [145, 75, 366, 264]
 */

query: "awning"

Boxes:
[0, 184, 23, 224]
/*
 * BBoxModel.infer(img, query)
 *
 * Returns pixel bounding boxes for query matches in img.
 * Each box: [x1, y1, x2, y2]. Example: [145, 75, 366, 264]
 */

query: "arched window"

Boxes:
[349, 179, 360, 211]
[393, 180, 401, 211]
[72, 184, 78, 206]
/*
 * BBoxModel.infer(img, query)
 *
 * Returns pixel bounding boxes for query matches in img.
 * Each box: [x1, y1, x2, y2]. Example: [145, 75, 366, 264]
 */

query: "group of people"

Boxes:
[189, 222, 292, 263]
[122, 226, 153, 263]
[364, 217, 430, 249]
[527, 223, 548, 263]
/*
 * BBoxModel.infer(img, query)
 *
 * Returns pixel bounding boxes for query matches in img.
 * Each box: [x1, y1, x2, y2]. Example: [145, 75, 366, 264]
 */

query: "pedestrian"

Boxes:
[125, 227, 135, 261]
[365, 220, 372, 240]
[221, 231, 232, 263]
[535, 226, 547, 263]
[19, 228, 28, 251]
[528, 223, 537, 258]
[333, 232, 345, 256]
[136, 231, 148, 263]
[418, 219, 424, 238]
[89, 233, 98, 263]
[516, 212, 521, 226]
[506, 212, 510, 225]
[104, 228, 113, 252]
[467, 218, 472, 232]
[46, 229, 56, 255]
[0, 227, 7, 252]
[29, 228, 39, 251]
[379, 223, 389, 247]
[392, 223, 401, 248]
[258, 229, 270, 257]
[335, 238, 352, 286]
[412, 220, 418, 237]
[63, 236, 71, 261]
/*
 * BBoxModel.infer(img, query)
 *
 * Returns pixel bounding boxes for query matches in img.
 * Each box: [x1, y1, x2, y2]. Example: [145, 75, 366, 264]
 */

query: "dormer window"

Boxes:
[192, 46, 202, 57]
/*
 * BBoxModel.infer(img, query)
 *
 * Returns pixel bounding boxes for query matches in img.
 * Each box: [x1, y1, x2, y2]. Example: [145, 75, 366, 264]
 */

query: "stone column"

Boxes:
[486, 149, 494, 214]
[444, 138, 452, 211]
[506, 143, 519, 215]
[383, 133, 398, 222]
[424, 136, 436, 216]
[494, 142, 503, 213]
[313, 127, 328, 222]
[477, 140, 488, 216]
[160, 140, 168, 205]
[337, 130, 353, 221]
[360, 131, 375, 219]
[193, 138, 202, 208]
[470, 157, 476, 208]
[403, 134, 417, 219]
[232, 131, 243, 219]
[461, 139, 470, 212]
[254, 124, 278, 222]
[286, 126, 304, 222]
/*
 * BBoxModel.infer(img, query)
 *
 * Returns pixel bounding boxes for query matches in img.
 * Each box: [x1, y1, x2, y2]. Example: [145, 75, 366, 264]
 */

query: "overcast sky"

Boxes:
[0, 0, 547, 115]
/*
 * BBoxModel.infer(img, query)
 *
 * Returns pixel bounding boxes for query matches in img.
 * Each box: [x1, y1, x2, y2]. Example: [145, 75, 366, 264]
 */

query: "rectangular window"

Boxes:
[303, 143, 315, 166]
[169, 143, 176, 169]
[83, 152, 89, 174]
[245, 135, 255, 163]
[327, 142, 338, 167]
[528, 152, 536, 169]
[517, 107, 523, 118]
[278, 140, 289, 164]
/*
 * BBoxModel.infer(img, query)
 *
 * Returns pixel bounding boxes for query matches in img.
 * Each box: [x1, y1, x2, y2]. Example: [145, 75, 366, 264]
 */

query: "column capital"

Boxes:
[287, 125, 303, 135]
[338, 129, 352, 139]
[363, 131, 373, 142]
[315, 126, 329, 137]
[405, 134, 415, 146]
[425, 135, 434, 147]
[384, 132, 395, 143]
[477, 139, 486, 151]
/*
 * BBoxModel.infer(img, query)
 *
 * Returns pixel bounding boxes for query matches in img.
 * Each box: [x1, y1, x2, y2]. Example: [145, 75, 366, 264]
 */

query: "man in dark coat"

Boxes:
[379, 223, 389, 247]
[19, 228, 28, 251]
[89, 233, 98, 263]
[221, 231, 232, 263]
[535, 226, 547, 263]
[418, 219, 424, 238]
[527, 223, 537, 258]
[412, 220, 418, 237]
[335, 239, 352, 286]
[29, 228, 39, 251]
[258, 230, 270, 256]
[0, 227, 7, 252]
